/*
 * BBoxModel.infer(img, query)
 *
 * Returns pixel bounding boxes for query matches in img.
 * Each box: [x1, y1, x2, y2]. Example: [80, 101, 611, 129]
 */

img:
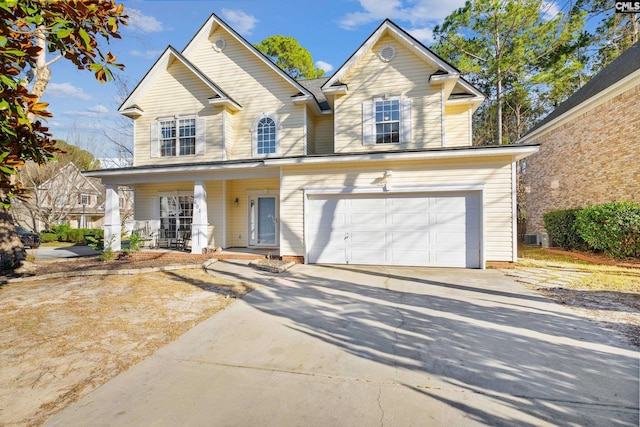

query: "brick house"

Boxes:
[518, 41, 639, 238]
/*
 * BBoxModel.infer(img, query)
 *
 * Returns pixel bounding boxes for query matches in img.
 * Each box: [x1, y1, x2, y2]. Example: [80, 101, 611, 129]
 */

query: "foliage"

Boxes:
[122, 232, 141, 254]
[432, 0, 586, 145]
[255, 35, 324, 80]
[54, 140, 101, 171]
[39, 232, 57, 243]
[0, 0, 127, 206]
[542, 209, 587, 251]
[575, 202, 640, 259]
[58, 227, 102, 243]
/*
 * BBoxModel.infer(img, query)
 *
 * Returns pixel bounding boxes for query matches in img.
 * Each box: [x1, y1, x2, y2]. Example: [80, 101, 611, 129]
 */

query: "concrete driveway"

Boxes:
[45, 262, 639, 427]
[31, 244, 100, 260]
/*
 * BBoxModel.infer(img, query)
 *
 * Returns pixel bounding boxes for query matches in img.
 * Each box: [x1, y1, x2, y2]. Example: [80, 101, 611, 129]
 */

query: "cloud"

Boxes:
[88, 105, 109, 114]
[127, 8, 163, 33]
[316, 61, 334, 73]
[541, 1, 561, 20]
[337, 0, 465, 31]
[130, 49, 164, 60]
[409, 27, 434, 44]
[47, 83, 93, 101]
[221, 9, 258, 35]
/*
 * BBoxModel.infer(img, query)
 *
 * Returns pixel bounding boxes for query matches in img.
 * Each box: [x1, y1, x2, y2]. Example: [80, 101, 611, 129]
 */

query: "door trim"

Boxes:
[248, 193, 279, 247]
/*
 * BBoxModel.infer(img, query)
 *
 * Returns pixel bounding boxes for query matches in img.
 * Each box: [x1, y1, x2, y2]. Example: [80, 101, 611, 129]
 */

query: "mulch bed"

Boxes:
[546, 248, 640, 269]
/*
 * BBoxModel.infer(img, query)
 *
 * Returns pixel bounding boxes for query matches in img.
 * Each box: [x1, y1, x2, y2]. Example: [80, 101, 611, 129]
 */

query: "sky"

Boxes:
[41, 0, 476, 158]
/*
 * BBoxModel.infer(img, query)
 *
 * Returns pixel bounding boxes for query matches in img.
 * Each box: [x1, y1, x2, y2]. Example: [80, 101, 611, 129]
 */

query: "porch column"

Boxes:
[191, 181, 208, 254]
[104, 185, 121, 251]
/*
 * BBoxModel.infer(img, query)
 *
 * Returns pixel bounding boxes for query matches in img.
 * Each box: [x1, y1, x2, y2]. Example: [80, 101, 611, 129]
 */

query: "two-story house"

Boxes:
[88, 15, 538, 268]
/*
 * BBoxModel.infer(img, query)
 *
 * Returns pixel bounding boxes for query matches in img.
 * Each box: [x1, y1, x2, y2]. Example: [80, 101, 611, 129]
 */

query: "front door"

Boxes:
[249, 195, 278, 247]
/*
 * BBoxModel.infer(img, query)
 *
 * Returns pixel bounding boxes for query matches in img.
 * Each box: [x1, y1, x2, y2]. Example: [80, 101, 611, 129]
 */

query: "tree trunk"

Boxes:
[0, 207, 26, 268]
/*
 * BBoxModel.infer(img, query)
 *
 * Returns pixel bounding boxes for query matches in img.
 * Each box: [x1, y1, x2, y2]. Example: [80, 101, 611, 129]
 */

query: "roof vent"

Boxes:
[379, 45, 396, 62]
[212, 37, 226, 52]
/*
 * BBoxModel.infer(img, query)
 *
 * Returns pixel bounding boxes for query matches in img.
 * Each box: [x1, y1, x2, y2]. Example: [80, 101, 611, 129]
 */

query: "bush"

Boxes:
[56, 227, 103, 243]
[575, 202, 640, 259]
[40, 232, 58, 243]
[543, 209, 587, 251]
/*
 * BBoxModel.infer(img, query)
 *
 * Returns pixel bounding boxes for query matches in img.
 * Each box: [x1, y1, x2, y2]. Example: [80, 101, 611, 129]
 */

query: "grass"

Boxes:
[518, 245, 640, 293]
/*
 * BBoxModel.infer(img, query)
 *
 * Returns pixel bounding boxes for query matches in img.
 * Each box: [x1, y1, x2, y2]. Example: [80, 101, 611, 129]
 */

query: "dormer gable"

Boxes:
[322, 19, 483, 109]
[119, 46, 241, 118]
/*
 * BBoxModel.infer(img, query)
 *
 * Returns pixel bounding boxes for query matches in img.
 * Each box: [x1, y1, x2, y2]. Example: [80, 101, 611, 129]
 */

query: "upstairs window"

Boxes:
[362, 96, 412, 146]
[375, 99, 400, 144]
[252, 113, 280, 157]
[151, 117, 205, 158]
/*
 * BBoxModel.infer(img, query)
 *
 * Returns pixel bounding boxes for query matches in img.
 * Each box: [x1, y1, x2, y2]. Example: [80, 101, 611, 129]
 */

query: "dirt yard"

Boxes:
[0, 266, 256, 427]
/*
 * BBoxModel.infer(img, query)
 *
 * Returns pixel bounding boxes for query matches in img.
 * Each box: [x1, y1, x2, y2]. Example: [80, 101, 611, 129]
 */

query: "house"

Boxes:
[518, 41, 639, 238]
[86, 15, 538, 268]
[13, 162, 133, 232]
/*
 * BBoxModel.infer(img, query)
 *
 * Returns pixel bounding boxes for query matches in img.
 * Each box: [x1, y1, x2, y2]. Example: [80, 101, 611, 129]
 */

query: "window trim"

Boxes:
[251, 113, 280, 158]
[151, 116, 205, 158]
[363, 96, 412, 146]
[374, 96, 401, 144]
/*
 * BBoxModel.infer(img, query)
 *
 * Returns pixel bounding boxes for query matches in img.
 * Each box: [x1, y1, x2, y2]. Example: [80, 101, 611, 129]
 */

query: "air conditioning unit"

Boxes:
[524, 234, 540, 246]
[540, 232, 554, 248]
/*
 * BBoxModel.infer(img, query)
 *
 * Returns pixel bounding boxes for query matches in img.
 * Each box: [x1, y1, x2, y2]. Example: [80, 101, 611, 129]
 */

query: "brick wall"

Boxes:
[524, 83, 640, 234]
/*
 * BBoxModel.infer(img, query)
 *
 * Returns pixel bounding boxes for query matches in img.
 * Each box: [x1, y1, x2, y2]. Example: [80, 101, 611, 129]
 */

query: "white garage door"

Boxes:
[307, 193, 481, 268]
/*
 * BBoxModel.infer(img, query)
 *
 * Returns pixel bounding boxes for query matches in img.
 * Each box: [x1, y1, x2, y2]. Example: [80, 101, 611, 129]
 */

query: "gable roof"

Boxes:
[323, 20, 452, 85]
[40, 162, 102, 195]
[298, 77, 331, 111]
[181, 13, 319, 109]
[119, 46, 241, 116]
[522, 41, 640, 138]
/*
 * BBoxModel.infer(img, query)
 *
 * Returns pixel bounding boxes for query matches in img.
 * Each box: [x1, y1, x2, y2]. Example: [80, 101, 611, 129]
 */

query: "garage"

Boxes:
[306, 192, 482, 268]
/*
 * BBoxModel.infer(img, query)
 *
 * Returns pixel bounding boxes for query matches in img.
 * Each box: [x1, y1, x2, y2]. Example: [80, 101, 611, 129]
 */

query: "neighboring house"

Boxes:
[13, 162, 133, 232]
[518, 41, 639, 238]
[87, 15, 538, 268]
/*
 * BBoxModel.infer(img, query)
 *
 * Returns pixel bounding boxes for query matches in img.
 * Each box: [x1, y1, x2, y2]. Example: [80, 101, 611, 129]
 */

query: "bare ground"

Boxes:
[0, 266, 256, 427]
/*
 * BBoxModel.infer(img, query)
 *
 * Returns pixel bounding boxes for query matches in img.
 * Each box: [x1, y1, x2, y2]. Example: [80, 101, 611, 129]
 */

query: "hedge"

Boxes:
[40, 232, 58, 243]
[575, 202, 640, 259]
[57, 228, 104, 244]
[542, 209, 587, 251]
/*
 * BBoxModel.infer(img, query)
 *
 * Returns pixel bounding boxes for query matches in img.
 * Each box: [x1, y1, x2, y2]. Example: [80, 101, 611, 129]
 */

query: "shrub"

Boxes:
[575, 202, 640, 259]
[542, 209, 587, 251]
[40, 232, 58, 243]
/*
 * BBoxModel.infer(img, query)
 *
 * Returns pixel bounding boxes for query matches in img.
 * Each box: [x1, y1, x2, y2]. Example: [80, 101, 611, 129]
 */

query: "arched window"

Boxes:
[253, 114, 279, 157]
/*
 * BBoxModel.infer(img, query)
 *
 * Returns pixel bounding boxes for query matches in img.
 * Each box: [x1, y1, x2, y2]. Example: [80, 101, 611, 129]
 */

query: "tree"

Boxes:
[0, 0, 127, 266]
[577, 0, 638, 72]
[255, 35, 324, 80]
[433, 0, 586, 144]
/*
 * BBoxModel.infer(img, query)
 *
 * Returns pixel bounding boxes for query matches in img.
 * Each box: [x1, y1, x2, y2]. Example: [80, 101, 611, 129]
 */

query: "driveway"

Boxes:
[45, 262, 639, 427]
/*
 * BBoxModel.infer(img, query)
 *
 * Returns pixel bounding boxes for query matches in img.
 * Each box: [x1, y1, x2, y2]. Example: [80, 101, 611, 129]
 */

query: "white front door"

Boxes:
[249, 195, 278, 247]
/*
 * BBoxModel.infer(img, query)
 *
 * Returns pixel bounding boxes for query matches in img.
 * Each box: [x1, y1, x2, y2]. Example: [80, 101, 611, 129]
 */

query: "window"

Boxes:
[375, 99, 400, 144]
[151, 117, 204, 158]
[80, 194, 89, 206]
[362, 97, 412, 146]
[257, 118, 276, 154]
[159, 195, 193, 239]
[252, 113, 280, 157]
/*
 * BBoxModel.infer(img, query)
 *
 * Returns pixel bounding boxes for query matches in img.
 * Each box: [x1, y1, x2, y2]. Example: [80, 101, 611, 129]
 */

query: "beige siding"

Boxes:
[133, 60, 224, 167]
[280, 157, 515, 263]
[314, 115, 334, 154]
[226, 178, 280, 247]
[306, 107, 315, 155]
[445, 104, 472, 147]
[224, 110, 234, 160]
[334, 35, 441, 153]
[185, 27, 305, 160]
[134, 181, 224, 248]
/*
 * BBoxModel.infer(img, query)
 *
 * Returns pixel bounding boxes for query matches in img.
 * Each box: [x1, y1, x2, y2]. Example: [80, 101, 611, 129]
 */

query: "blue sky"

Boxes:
[41, 0, 476, 157]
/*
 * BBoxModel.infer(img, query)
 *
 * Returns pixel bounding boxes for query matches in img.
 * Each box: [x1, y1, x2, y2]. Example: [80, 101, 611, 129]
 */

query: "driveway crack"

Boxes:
[377, 384, 385, 426]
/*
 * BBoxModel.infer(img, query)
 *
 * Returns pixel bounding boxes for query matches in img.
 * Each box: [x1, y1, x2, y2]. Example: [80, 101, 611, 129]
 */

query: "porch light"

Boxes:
[234, 197, 239, 207]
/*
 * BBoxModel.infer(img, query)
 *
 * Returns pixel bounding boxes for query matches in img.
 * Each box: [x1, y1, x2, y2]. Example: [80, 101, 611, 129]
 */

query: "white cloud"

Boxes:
[88, 105, 109, 114]
[130, 49, 164, 59]
[409, 27, 435, 44]
[127, 8, 163, 33]
[316, 61, 334, 73]
[221, 9, 258, 35]
[338, 0, 465, 30]
[541, 1, 561, 21]
[47, 83, 93, 101]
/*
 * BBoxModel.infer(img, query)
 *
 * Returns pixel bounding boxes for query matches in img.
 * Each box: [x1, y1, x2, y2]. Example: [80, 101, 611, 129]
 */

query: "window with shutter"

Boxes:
[151, 116, 204, 158]
[363, 97, 412, 145]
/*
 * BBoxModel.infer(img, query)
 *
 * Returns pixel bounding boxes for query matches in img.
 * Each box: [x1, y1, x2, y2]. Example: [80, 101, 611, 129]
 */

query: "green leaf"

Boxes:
[57, 27, 73, 39]
[78, 28, 91, 49]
